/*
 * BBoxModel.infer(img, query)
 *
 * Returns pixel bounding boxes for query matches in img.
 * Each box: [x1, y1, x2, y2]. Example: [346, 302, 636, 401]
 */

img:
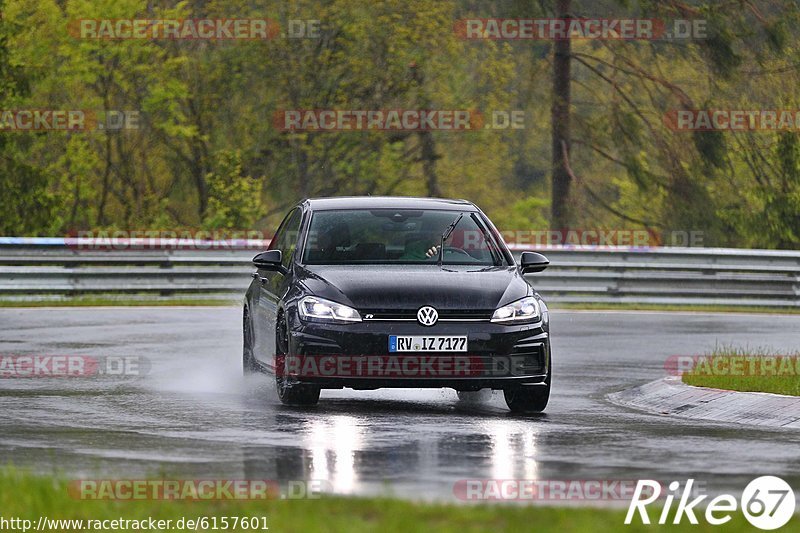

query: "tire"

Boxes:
[275, 312, 320, 406]
[243, 308, 260, 375]
[503, 353, 551, 413]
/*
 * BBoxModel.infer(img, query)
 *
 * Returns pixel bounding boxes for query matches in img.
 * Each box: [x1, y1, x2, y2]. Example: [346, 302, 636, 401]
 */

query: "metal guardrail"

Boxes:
[0, 237, 798, 307]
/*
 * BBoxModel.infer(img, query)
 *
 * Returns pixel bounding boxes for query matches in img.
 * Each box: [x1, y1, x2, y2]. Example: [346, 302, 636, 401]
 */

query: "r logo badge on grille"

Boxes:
[417, 306, 438, 326]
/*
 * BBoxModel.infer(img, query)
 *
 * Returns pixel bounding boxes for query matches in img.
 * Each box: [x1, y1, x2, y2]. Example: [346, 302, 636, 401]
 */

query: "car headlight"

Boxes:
[298, 296, 362, 323]
[491, 296, 540, 323]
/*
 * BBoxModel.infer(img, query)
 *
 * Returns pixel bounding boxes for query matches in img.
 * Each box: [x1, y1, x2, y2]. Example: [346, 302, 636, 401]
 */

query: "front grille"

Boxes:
[361, 309, 493, 321]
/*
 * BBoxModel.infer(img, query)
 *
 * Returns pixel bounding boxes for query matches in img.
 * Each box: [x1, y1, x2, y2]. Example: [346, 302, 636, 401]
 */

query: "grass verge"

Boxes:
[0, 468, 767, 532]
[681, 345, 800, 396]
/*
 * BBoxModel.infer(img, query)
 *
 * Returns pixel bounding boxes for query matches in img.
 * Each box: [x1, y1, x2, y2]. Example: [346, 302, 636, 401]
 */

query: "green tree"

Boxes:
[202, 150, 265, 230]
[0, 0, 57, 235]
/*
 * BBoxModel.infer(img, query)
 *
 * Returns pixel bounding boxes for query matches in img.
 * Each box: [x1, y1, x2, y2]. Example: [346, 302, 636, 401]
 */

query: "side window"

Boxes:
[268, 208, 302, 268]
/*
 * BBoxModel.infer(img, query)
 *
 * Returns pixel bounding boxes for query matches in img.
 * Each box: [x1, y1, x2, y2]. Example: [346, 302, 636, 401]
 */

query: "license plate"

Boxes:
[388, 335, 467, 352]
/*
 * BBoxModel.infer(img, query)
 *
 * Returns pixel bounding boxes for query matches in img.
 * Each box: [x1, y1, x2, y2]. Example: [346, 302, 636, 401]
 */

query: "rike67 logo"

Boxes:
[626, 477, 795, 530]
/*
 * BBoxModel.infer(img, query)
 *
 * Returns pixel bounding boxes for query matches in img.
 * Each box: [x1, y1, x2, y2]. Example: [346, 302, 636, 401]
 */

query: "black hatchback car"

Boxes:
[243, 197, 552, 412]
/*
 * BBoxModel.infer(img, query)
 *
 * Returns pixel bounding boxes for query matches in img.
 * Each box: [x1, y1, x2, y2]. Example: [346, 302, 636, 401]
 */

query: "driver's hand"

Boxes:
[425, 245, 440, 258]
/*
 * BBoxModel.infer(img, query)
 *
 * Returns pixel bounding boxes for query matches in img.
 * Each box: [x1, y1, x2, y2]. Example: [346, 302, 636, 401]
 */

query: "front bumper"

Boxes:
[283, 312, 550, 390]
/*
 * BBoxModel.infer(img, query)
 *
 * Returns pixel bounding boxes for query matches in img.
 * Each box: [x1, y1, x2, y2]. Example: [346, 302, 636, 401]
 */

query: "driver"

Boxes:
[400, 232, 440, 260]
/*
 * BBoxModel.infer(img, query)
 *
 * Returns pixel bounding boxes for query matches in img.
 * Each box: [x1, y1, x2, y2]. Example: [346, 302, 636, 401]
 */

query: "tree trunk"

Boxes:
[551, 0, 572, 228]
[409, 62, 441, 197]
[420, 130, 441, 197]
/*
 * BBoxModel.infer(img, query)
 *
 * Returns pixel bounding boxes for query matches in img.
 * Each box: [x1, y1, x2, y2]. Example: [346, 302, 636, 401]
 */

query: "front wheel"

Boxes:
[503, 383, 549, 413]
[275, 313, 320, 406]
[504, 353, 551, 413]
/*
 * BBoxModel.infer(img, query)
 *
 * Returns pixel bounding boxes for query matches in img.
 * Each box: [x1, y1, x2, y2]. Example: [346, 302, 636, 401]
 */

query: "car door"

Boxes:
[254, 207, 303, 367]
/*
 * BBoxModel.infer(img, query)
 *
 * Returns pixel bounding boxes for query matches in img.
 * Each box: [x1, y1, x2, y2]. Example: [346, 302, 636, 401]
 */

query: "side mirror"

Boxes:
[519, 251, 549, 273]
[253, 250, 282, 270]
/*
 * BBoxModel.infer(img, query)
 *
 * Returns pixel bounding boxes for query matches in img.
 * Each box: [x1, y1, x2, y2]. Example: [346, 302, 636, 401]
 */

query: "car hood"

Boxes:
[296, 264, 530, 311]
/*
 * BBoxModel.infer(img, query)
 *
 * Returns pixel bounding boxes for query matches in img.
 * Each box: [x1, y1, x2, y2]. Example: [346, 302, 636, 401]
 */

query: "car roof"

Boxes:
[303, 196, 478, 211]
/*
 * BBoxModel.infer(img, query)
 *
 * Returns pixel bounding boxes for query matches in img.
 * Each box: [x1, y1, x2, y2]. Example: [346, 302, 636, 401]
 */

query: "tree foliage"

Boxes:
[0, 0, 799, 249]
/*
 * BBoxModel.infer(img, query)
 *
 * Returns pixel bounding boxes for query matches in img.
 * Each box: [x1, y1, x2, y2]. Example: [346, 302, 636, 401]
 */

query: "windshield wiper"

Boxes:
[438, 212, 464, 268]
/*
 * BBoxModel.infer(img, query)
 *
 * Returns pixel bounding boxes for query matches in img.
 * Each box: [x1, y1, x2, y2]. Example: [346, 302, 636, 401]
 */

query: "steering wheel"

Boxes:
[443, 246, 472, 258]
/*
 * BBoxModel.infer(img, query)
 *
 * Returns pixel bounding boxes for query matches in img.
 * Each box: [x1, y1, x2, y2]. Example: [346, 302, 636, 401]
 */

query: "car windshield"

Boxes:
[302, 209, 504, 265]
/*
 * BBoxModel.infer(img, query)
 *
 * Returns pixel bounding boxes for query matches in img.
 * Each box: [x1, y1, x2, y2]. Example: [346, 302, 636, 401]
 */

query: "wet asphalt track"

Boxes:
[1, 307, 799, 503]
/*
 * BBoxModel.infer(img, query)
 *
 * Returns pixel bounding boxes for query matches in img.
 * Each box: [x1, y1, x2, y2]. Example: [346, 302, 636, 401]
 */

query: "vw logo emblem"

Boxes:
[417, 306, 438, 326]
